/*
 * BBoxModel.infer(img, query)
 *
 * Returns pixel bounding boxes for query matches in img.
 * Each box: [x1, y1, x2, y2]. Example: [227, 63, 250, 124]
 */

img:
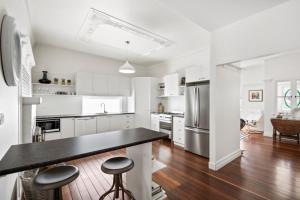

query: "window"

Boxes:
[277, 80, 300, 113]
[82, 96, 123, 113]
[277, 81, 292, 113]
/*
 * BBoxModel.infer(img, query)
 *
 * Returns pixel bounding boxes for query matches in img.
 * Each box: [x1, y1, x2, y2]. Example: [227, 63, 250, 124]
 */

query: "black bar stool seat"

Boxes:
[100, 157, 135, 200]
[33, 165, 79, 200]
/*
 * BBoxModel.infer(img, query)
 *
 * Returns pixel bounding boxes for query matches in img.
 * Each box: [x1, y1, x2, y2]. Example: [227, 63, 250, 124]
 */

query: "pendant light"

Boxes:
[119, 41, 136, 74]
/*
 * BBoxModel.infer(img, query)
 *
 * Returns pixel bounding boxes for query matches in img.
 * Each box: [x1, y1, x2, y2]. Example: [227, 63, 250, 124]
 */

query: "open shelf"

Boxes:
[32, 83, 75, 87]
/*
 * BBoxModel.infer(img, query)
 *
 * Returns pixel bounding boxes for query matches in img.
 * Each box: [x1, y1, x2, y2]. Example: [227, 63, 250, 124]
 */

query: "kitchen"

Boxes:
[1, 0, 299, 200]
[30, 45, 210, 152]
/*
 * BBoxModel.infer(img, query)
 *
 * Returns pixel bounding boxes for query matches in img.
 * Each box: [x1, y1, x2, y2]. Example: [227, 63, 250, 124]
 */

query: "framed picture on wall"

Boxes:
[249, 90, 263, 102]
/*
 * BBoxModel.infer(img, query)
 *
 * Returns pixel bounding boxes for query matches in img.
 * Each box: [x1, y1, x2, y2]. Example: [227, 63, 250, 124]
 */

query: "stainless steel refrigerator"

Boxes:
[185, 82, 209, 158]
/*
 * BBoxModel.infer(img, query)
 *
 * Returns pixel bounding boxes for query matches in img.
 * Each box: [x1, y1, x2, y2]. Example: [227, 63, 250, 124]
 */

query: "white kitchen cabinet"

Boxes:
[121, 115, 135, 129]
[76, 72, 131, 96]
[164, 73, 179, 96]
[133, 77, 158, 129]
[186, 66, 209, 83]
[97, 116, 111, 133]
[150, 114, 160, 131]
[173, 117, 185, 147]
[110, 115, 122, 130]
[97, 114, 135, 133]
[119, 77, 131, 96]
[75, 117, 97, 136]
[93, 75, 108, 95]
[108, 76, 120, 96]
[45, 132, 61, 141]
[76, 72, 94, 95]
[61, 118, 75, 138]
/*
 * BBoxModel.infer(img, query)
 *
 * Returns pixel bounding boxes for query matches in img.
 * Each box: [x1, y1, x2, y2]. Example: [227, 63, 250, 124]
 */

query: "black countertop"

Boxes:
[36, 112, 135, 119]
[0, 128, 168, 176]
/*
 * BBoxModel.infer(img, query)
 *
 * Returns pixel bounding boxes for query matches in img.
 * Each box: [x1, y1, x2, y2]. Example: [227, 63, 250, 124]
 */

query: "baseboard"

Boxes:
[209, 149, 241, 171]
[263, 131, 273, 137]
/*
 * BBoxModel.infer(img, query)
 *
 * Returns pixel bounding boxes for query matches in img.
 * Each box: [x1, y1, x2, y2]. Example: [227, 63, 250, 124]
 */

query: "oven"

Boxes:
[159, 114, 172, 139]
[36, 117, 60, 133]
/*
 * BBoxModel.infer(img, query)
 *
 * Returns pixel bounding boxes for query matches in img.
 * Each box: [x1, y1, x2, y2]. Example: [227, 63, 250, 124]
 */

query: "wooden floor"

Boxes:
[62, 134, 300, 200]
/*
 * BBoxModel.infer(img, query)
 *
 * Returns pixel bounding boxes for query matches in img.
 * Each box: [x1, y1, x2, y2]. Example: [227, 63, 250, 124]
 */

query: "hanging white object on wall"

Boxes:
[0, 13, 21, 86]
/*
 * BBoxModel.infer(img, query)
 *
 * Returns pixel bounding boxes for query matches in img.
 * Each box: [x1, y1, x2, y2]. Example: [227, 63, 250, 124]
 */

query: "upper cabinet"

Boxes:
[119, 77, 131, 96]
[93, 75, 108, 95]
[164, 73, 179, 96]
[185, 66, 210, 83]
[76, 72, 131, 96]
[76, 72, 94, 95]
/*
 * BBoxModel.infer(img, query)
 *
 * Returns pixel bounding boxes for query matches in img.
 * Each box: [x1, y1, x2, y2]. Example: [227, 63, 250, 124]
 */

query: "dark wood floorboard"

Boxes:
[62, 134, 300, 200]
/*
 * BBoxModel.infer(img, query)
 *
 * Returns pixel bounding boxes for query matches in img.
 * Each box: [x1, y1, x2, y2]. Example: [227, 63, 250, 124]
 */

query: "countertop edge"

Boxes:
[0, 129, 168, 176]
[36, 112, 135, 119]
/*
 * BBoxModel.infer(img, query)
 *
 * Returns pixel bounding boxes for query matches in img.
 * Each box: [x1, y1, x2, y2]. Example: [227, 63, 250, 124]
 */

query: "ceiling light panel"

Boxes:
[78, 8, 174, 56]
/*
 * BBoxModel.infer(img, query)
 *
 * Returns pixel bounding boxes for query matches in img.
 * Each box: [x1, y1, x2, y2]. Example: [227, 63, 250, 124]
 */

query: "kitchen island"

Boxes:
[0, 128, 168, 200]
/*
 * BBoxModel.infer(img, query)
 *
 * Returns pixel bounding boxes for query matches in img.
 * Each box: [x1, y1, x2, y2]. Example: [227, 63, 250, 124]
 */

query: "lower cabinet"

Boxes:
[61, 118, 75, 138]
[75, 117, 97, 136]
[45, 118, 75, 141]
[97, 114, 135, 133]
[150, 114, 160, 131]
[44, 115, 135, 140]
[173, 117, 185, 147]
[44, 132, 61, 141]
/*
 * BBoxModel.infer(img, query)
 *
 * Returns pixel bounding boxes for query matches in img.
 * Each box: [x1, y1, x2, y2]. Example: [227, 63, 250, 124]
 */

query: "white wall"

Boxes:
[32, 44, 148, 83]
[36, 95, 82, 116]
[240, 64, 264, 111]
[209, 66, 241, 170]
[212, 0, 300, 65]
[0, 0, 32, 199]
[147, 49, 210, 112]
[32, 44, 149, 115]
[264, 51, 300, 136]
[210, 0, 300, 170]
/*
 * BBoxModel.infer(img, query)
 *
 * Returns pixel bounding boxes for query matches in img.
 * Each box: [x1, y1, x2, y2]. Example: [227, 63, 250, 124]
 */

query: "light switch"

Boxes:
[0, 113, 4, 125]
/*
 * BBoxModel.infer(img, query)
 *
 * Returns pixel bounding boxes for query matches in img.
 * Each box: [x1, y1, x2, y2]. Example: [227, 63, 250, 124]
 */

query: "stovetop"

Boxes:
[152, 112, 184, 117]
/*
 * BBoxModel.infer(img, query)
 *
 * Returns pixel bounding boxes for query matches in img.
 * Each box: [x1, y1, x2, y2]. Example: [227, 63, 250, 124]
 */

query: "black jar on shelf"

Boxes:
[39, 71, 51, 84]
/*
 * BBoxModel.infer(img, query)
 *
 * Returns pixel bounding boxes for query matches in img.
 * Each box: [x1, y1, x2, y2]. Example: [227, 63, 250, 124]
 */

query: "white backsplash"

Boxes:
[158, 96, 185, 113]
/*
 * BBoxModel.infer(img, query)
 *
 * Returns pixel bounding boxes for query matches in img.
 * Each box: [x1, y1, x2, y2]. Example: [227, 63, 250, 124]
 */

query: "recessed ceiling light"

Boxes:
[78, 8, 174, 56]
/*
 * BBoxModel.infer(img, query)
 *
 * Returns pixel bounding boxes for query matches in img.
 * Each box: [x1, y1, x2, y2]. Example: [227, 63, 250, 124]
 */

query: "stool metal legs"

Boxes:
[53, 188, 62, 200]
[99, 174, 135, 200]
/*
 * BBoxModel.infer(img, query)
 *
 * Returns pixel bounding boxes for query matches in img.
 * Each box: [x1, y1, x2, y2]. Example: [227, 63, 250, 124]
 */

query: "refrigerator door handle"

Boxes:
[193, 88, 197, 127]
[197, 87, 201, 128]
[196, 87, 200, 127]
[185, 127, 209, 134]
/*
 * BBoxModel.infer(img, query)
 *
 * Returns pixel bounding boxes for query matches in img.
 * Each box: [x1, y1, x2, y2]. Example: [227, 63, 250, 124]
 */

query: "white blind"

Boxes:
[21, 65, 32, 97]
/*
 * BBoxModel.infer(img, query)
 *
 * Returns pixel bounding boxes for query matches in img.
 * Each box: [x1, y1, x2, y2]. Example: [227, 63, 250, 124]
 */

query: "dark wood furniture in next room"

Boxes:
[271, 118, 300, 144]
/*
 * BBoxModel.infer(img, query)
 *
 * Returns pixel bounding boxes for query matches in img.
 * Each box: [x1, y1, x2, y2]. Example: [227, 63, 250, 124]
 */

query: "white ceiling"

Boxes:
[27, 0, 210, 65]
[27, 0, 289, 66]
[158, 0, 289, 31]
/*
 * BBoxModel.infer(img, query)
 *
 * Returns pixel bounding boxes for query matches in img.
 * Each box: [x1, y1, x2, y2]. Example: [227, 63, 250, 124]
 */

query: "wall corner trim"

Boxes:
[208, 149, 241, 171]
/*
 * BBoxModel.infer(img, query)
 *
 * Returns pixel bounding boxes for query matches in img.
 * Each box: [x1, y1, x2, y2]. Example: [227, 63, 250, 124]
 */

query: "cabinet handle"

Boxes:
[77, 117, 95, 120]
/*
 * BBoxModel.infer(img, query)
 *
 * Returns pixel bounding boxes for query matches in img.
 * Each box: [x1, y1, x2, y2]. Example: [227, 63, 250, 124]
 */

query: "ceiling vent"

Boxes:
[78, 8, 173, 56]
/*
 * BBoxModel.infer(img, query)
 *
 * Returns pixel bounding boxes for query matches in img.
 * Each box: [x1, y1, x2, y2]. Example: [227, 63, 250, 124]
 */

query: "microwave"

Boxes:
[36, 118, 60, 133]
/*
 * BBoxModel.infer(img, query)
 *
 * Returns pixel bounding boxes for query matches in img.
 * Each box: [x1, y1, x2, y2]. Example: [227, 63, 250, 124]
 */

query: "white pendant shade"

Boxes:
[119, 61, 136, 74]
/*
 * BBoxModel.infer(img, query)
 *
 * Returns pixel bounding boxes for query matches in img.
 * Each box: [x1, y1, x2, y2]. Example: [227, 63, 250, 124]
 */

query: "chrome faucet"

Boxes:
[100, 103, 107, 113]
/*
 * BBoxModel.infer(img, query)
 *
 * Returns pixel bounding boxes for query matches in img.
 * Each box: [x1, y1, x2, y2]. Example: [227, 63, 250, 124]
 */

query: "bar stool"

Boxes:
[100, 157, 135, 200]
[33, 165, 79, 200]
